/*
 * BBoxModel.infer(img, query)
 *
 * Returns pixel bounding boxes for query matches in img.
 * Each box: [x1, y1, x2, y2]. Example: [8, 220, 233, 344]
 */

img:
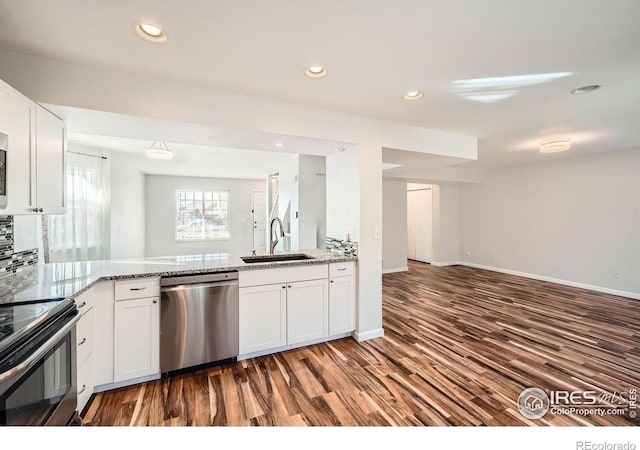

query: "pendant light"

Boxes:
[146, 141, 173, 160]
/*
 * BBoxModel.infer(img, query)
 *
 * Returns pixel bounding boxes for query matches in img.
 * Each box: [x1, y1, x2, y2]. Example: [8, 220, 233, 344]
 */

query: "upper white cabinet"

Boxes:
[35, 105, 66, 214]
[0, 78, 66, 215]
[0, 80, 36, 214]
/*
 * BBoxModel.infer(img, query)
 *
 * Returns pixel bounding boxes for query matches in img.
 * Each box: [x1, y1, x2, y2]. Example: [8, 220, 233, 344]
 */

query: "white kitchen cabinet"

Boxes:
[114, 296, 160, 383]
[35, 105, 66, 214]
[239, 283, 287, 354]
[286, 279, 329, 345]
[77, 352, 94, 414]
[0, 79, 66, 215]
[0, 79, 36, 215]
[329, 274, 356, 335]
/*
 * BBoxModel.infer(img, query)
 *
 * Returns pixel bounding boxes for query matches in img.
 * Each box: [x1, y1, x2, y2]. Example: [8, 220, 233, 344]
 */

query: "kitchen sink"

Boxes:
[241, 253, 316, 263]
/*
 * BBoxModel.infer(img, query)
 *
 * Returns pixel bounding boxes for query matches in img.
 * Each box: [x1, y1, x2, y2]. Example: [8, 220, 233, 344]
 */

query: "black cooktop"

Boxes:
[0, 297, 73, 358]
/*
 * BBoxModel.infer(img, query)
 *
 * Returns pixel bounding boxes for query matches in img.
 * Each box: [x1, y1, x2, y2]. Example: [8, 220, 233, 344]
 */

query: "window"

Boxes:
[176, 190, 230, 241]
[47, 152, 108, 263]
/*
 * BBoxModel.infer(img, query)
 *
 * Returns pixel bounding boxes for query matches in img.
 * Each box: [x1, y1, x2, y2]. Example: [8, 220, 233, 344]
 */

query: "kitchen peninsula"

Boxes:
[0, 249, 357, 414]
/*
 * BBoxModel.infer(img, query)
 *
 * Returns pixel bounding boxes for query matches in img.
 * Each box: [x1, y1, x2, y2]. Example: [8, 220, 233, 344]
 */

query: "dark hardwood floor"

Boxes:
[83, 261, 640, 426]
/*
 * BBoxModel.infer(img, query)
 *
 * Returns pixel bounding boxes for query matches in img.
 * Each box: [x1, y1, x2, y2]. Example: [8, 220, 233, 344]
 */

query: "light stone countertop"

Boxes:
[0, 249, 357, 304]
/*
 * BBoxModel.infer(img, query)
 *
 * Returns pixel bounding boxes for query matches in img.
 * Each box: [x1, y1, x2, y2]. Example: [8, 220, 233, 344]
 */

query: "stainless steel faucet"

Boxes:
[269, 217, 285, 254]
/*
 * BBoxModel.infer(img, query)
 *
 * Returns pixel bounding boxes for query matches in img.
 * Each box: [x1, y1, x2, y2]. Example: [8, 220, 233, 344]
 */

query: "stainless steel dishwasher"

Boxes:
[160, 272, 238, 374]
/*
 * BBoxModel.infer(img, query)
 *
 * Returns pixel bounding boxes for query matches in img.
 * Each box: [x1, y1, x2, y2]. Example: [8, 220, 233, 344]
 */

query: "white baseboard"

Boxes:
[94, 373, 161, 393]
[353, 328, 385, 342]
[430, 261, 461, 267]
[237, 332, 353, 361]
[459, 262, 640, 300]
[382, 266, 408, 274]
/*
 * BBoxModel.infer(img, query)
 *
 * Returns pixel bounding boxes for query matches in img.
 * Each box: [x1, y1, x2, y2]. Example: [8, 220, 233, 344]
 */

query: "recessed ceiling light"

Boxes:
[403, 90, 423, 100]
[571, 84, 601, 95]
[135, 22, 168, 43]
[275, 142, 285, 147]
[146, 141, 173, 159]
[305, 65, 328, 78]
[539, 139, 571, 153]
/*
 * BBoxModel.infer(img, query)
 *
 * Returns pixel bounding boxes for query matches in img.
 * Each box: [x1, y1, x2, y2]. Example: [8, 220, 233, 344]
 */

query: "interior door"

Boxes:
[415, 189, 433, 262]
[407, 190, 417, 260]
[252, 191, 267, 254]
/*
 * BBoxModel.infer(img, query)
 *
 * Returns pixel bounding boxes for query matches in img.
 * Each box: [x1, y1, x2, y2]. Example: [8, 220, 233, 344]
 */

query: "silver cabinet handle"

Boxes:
[282, 285, 286, 289]
[32, 208, 39, 213]
[330, 280, 334, 283]
[78, 337, 86, 346]
[39, 208, 44, 213]
[288, 285, 292, 288]
[337, 268, 346, 271]
[152, 299, 158, 304]
[130, 287, 146, 291]
[77, 301, 87, 309]
[78, 384, 86, 394]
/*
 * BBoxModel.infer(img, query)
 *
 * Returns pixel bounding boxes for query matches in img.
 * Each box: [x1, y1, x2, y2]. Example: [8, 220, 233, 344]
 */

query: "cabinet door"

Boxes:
[35, 105, 66, 214]
[114, 296, 159, 382]
[329, 276, 355, 335]
[90, 281, 115, 386]
[239, 284, 287, 354]
[0, 81, 36, 214]
[287, 279, 329, 345]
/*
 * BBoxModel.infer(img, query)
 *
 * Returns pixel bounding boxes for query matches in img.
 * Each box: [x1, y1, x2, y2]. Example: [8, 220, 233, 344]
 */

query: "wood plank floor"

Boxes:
[83, 261, 640, 426]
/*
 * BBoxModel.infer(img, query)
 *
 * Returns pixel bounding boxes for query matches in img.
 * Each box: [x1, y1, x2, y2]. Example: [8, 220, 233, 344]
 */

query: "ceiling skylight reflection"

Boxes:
[450, 72, 573, 103]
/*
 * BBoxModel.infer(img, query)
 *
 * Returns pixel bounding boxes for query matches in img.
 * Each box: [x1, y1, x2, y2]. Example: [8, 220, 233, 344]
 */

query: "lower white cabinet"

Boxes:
[77, 352, 94, 413]
[329, 275, 356, 335]
[114, 296, 160, 383]
[287, 279, 329, 345]
[239, 283, 287, 354]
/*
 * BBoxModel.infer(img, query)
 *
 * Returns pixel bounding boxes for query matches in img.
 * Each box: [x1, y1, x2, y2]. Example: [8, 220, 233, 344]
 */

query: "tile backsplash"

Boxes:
[0, 215, 39, 279]
[325, 236, 358, 256]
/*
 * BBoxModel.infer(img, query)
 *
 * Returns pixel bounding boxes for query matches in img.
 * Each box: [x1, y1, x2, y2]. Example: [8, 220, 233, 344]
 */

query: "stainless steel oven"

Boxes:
[0, 299, 80, 426]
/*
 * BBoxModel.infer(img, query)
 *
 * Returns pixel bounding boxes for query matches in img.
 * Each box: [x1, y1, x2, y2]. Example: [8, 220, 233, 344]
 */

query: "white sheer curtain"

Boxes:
[48, 152, 108, 263]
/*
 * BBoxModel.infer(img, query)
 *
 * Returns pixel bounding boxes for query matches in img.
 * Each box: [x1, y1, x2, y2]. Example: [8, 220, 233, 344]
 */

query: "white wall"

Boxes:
[382, 179, 407, 272]
[145, 175, 264, 257]
[432, 184, 462, 264]
[461, 148, 640, 295]
[110, 151, 145, 259]
[298, 155, 326, 249]
[326, 147, 359, 241]
[276, 155, 299, 252]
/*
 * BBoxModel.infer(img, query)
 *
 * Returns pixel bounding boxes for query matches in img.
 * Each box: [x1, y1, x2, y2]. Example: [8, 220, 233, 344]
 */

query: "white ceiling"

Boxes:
[1, 0, 639, 171]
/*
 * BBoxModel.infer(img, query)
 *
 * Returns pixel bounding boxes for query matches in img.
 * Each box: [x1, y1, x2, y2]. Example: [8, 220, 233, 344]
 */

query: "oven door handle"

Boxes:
[0, 313, 80, 395]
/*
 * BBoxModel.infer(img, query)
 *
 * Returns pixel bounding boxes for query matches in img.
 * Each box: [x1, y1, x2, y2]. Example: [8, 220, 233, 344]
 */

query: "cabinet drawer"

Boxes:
[74, 289, 95, 317]
[239, 264, 328, 287]
[329, 261, 355, 278]
[115, 278, 160, 301]
[76, 306, 94, 367]
[77, 351, 94, 414]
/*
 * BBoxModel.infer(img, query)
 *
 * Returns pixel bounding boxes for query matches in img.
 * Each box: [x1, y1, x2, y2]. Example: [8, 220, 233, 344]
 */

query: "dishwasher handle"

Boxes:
[160, 280, 239, 294]
[161, 271, 238, 287]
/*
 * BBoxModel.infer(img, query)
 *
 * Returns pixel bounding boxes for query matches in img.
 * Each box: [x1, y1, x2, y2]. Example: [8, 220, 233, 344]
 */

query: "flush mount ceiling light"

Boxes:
[135, 21, 168, 43]
[403, 90, 423, 100]
[539, 139, 571, 153]
[146, 141, 173, 159]
[571, 84, 601, 95]
[305, 65, 328, 78]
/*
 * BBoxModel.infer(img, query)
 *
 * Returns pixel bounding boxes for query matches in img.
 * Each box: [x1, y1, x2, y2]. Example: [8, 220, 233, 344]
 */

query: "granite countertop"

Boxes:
[0, 249, 356, 304]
